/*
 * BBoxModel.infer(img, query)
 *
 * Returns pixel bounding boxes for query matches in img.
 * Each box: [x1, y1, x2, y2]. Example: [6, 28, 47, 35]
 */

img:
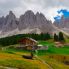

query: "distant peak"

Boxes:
[36, 12, 40, 15]
[36, 12, 44, 16]
[40, 13, 45, 16]
[1, 16, 4, 18]
[8, 11, 16, 18]
[25, 10, 34, 14]
[61, 15, 64, 19]
[9, 11, 14, 15]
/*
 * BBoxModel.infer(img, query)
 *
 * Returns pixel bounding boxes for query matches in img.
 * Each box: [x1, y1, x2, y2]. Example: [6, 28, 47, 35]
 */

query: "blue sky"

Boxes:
[54, 9, 69, 21]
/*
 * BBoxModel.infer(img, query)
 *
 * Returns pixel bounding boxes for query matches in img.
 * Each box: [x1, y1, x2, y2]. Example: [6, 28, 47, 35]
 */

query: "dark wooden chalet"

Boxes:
[18, 37, 38, 50]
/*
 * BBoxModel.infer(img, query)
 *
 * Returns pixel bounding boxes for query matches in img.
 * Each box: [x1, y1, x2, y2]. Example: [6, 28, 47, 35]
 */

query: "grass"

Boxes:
[37, 40, 69, 69]
[0, 48, 50, 69]
[65, 38, 69, 43]
[0, 50, 68, 69]
[39, 55, 69, 69]
[38, 40, 69, 55]
[0, 40, 69, 69]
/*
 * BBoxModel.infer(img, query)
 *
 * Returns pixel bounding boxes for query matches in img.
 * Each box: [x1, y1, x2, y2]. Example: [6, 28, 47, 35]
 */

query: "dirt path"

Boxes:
[35, 55, 53, 69]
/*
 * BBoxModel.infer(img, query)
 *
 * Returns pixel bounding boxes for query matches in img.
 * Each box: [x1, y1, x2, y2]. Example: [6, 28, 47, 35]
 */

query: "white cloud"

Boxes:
[45, 6, 65, 22]
[0, 0, 69, 22]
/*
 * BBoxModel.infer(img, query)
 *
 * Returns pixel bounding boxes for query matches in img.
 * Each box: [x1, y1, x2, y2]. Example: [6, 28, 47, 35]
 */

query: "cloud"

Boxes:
[0, 0, 69, 22]
[58, 9, 69, 18]
[54, 9, 69, 21]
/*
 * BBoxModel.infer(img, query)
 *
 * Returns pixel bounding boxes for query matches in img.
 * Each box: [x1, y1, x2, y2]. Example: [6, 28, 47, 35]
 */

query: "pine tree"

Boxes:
[46, 33, 51, 40]
[59, 32, 65, 41]
[54, 33, 58, 41]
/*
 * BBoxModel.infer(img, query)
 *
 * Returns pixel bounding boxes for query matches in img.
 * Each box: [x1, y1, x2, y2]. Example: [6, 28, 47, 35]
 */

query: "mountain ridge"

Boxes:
[0, 10, 69, 37]
[54, 15, 69, 35]
[0, 10, 55, 37]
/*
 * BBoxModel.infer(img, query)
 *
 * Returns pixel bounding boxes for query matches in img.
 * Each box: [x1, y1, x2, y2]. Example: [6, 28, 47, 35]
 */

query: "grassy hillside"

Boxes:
[40, 55, 69, 69]
[0, 50, 50, 69]
[0, 46, 69, 69]
[0, 40, 69, 69]
[38, 41, 69, 55]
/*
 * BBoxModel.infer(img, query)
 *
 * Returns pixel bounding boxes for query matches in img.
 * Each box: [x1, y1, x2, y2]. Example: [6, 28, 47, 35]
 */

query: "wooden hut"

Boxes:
[18, 37, 38, 50]
[55, 42, 64, 48]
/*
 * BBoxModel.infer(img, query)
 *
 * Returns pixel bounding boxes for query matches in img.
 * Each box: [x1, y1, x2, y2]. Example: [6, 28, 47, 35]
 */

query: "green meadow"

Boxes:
[38, 40, 69, 55]
[0, 40, 69, 69]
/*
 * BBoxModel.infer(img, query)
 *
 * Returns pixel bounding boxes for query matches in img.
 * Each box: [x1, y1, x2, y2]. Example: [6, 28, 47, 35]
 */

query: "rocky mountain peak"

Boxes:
[0, 16, 4, 19]
[9, 11, 14, 15]
[8, 11, 16, 19]
[1, 11, 18, 32]
[36, 12, 40, 15]
[24, 10, 34, 16]
[54, 15, 69, 29]
[0, 10, 56, 37]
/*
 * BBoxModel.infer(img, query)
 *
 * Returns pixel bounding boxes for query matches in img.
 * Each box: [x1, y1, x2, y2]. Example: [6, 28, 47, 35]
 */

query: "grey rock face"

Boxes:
[19, 10, 54, 33]
[2, 11, 18, 32]
[19, 10, 36, 30]
[0, 10, 55, 36]
[0, 16, 5, 30]
[54, 15, 69, 28]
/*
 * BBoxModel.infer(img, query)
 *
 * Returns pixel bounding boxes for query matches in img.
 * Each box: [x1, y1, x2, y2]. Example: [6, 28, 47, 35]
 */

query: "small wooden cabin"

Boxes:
[64, 43, 69, 46]
[18, 37, 38, 50]
[55, 42, 64, 48]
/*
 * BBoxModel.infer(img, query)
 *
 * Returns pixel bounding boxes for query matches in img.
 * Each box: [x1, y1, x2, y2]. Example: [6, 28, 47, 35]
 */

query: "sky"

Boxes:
[54, 9, 69, 21]
[0, 0, 69, 22]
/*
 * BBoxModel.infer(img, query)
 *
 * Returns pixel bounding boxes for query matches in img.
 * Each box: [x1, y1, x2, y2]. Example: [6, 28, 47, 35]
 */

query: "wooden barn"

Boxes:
[18, 37, 38, 50]
[55, 42, 64, 48]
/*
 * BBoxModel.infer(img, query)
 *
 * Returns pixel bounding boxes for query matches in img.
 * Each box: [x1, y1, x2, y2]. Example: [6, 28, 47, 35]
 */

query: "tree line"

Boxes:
[0, 32, 65, 46]
[0, 33, 51, 46]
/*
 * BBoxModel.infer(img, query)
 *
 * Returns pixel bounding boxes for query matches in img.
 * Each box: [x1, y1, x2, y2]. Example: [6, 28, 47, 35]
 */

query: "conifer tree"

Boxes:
[54, 33, 58, 41]
[59, 32, 65, 41]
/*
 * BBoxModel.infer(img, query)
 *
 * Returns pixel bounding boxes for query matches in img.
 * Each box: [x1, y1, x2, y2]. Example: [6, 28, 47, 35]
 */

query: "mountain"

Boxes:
[0, 16, 5, 31]
[18, 10, 55, 33]
[54, 15, 69, 28]
[2, 11, 18, 32]
[54, 15, 69, 34]
[0, 10, 58, 37]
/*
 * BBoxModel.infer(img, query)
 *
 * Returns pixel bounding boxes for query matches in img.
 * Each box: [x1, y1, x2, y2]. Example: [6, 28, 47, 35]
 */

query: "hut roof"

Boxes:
[26, 37, 38, 43]
[27, 37, 38, 43]
[19, 37, 38, 43]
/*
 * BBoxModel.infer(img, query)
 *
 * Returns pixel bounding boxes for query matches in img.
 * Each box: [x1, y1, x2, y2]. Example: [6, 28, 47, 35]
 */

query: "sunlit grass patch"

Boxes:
[40, 55, 69, 69]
